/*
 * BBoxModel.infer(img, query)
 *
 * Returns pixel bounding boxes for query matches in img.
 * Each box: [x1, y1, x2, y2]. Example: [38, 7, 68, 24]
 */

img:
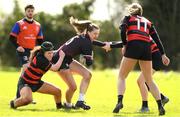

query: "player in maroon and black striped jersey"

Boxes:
[51, 17, 111, 110]
[137, 38, 170, 112]
[112, 3, 166, 115]
[10, 41, 65, 109]
[100, 38, 170, 112]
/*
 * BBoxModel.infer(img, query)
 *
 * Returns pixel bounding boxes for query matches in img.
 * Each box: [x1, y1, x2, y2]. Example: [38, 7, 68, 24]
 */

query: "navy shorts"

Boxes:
[152, 51, 164, 71]
[16, 48, 31, 66]
[124, 40, 152, 61]
[17, 77, 44, 92]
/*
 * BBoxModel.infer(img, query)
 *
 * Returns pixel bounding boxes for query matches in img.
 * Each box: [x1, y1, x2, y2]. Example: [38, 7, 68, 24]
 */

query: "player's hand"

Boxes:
[121, 46, 126, 55]
[79, 54, 86, 65]
[162, 54, 170, 66]
[102, 42, 111, 52]
[17, 46, 25, 52]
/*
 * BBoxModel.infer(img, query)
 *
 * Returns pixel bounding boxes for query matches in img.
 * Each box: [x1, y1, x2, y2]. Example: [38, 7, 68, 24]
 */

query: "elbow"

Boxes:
[51, 65, 61, 72]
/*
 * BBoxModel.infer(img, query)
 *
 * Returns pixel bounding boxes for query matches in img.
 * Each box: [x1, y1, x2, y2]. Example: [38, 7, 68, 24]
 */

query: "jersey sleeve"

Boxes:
[10, 22, 20, 37]
[37, 26, 43, 39]
[110, 41, 123, 48]
[92, 40, 106, 47]
[149, 24, 165, 55]
[119, 16, 130, 45]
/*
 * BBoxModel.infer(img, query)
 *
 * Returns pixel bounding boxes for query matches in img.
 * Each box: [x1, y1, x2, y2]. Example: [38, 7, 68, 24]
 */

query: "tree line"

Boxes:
[0, 0, 179, 70]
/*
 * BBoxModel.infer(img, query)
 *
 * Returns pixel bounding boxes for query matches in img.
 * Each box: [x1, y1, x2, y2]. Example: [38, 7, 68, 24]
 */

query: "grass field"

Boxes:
[0, 69, 180, 117]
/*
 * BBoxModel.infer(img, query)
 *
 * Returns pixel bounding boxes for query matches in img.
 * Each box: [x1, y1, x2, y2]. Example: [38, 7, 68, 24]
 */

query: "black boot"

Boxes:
[75, 101, 91, 110]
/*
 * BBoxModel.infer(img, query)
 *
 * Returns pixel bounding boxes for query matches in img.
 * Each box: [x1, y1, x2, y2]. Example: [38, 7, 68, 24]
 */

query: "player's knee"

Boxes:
[55, 88, 61, 97]
[145, 78, 153, 84]
[137, 78, 141, 86]
[118, 74, 126, 80]
[83, 72, 92, 81]
[22, 97, 32, 105]
[69, 84, 77, 92]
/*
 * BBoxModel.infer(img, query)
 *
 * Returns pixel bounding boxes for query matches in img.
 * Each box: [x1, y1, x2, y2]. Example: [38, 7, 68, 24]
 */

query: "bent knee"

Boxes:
[22, 97, 32, 105]
[69, 85, 77, 92]
[54, 88, 61, 96]
[83, 72, 92, 80]
[137, 78, 142, 86]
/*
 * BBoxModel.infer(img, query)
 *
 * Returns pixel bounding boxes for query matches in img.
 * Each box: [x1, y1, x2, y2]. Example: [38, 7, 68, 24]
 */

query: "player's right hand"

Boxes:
[121, 46, 126, 55]
[17, 46, 25, 52]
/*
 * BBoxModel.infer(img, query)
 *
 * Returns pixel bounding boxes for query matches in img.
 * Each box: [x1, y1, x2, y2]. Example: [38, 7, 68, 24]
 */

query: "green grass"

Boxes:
[0, 70, 180, 117]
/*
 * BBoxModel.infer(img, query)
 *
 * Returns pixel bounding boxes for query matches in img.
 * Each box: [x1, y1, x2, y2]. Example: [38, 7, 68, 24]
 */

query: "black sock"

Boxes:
[10, 100, 16, 109]
[142, 101, 148, 108]
[160, 93, 165, 100]
[156, 100, 163, 109]
[118, 95, 123, 103]
[56, 102, 63, 109]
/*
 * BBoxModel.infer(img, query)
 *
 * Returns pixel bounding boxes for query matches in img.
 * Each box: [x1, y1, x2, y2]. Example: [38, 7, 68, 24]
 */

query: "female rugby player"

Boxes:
[52, 17, 110, 110]
[112, 3, 166, 115]
[10, 41, 65, 109]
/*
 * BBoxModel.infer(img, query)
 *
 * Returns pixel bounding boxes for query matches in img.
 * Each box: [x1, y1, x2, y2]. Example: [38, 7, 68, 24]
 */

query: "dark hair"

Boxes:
[29, 41, 54, 62]
[69, 16, 99, 34]
[25, 5, 35, 11]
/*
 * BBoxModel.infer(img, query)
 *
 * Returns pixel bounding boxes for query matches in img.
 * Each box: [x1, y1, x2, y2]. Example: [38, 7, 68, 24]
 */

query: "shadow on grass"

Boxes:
[113, 111, 156, 117]
[16, 108, 87, 113]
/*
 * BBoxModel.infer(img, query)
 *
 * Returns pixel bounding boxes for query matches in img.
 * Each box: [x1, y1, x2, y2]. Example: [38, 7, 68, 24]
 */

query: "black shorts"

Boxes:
[124, 40, 152, 61]
[16, 48, 31, 66]
[152, 51, 164, 71]
[17, 77, 44, 92]
[52, 51, 73, 70]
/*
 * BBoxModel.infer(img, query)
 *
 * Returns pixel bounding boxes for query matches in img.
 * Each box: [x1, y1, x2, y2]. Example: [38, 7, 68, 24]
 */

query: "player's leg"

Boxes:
[10, 86, 33, 108]
[113, 57, 137, 113]
[139, 60, 165, 115]
[137, 72, 150, 112]
[69, 60, 92, 110]
[37, 82, 62, 109]
[57, 69, 77, 108]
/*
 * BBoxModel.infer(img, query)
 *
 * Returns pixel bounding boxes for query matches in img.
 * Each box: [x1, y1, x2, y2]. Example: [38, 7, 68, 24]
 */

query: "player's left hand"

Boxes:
[102, 42, 111, 52]
[162, 54, 170, 66]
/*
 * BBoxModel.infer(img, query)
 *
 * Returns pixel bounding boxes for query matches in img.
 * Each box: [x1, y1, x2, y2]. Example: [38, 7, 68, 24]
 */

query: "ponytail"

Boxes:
[69, 16, 92, 34]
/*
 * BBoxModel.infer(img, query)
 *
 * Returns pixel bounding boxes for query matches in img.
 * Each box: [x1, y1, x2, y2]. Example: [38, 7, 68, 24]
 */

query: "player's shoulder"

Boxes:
[122, 15, 131, 21]
[33, 20, 41, 26]
[141, 16, 152, 23]
[16, 19, 25, 25]
[120, 15, 131, 24]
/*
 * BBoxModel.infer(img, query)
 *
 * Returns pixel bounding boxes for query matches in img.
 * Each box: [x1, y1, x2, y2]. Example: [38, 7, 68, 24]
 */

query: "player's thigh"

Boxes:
[69, 60, 91, 78]
[119, 56, 137, 79]
[37, 82, 60, 95]
[58, 69, 77, 90]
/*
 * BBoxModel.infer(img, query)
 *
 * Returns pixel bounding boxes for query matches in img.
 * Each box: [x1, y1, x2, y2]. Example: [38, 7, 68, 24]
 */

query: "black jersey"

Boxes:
[22, 53, 52, 84]
[60, 35, 93, 66]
